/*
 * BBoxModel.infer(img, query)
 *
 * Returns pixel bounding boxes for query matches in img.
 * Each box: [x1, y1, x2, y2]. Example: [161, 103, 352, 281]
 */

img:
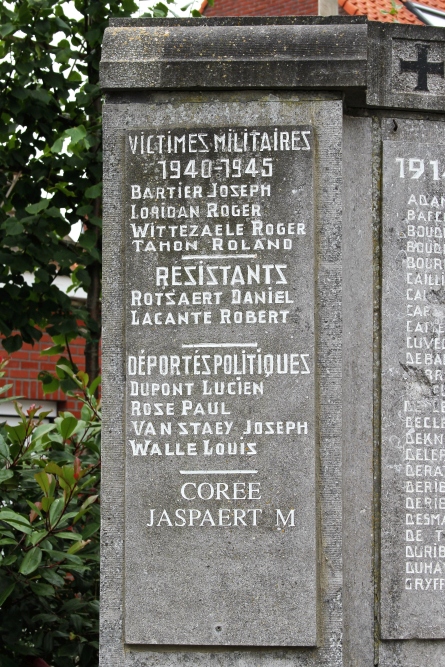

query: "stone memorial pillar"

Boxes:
[100, 17, 445, 667]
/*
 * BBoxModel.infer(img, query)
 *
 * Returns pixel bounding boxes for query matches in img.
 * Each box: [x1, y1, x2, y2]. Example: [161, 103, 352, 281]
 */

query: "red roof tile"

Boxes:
[201, 0, 318, 15]
[339, 0, 445, 23]
[201, 0, 445, 23]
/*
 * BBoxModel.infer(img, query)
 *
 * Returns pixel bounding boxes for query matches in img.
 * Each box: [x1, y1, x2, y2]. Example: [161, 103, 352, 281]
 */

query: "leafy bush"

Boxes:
[0, 361, 101, 667]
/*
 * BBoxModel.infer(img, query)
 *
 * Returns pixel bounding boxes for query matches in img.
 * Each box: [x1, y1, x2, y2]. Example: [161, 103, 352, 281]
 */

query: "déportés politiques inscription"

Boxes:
[123, 126, 317, 646]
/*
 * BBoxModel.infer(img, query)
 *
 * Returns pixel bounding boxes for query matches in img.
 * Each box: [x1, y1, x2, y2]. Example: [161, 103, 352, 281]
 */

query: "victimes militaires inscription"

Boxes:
[123, 126, 317, 646]
[382, 141, 445, 638]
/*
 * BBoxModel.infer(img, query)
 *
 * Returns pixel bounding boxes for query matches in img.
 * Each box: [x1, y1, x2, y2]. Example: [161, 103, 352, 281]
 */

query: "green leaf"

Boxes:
[2, 335, 22, 354]
[29, 88, 51, 104]
[82, 521, 100, 539]
[0, 469, 13, 484]
[19, 547, 42, 575]
[26, 500, 43, 518]
[41, 569, 65, 587]
[40, 344, 65, 356]
[0, 509, 32, 534]
[59, 416, 78, 440]
[2, 218, 24, 235]
[50, 135, 66, 154]
[35, 471, 51, 496]
[0, 583, 15, 607]
[66, 125, 87, 146]
[84, 183, 102, 199]
[25, 199, 50, 215]
[0, 382, 13, 397]
[67, 539, 89, 554]
[30, 582, 54, 597]
[56, 531, 82, 541]
[49, 498, 65, 526]
[41, 497, 54, 512]
[42, 550, 83, 565]
[32, 423, 56, 441]
[68, 70, 82, 82]
[0, 23, 15, 38]
[73, 495, 98, 524]
[1, 554, 17, 566]
[45, 462, 64, 477]
[38, 371, 60, 394]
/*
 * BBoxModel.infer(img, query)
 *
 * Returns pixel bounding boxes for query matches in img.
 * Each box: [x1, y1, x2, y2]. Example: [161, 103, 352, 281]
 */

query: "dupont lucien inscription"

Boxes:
[382, 141, 445, 638]
[123, 125, 317, 645]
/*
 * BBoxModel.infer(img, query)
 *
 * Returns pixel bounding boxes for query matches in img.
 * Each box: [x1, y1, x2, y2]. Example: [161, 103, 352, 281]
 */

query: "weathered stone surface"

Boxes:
[381, 139, 445, 639]
[101, 88, 343, 664]
[123, 123, 317, 645]
[99, 15, 445, 667]
[100, 18, 367, 92]
[367, 23, 445, 111]
[342, 115, 374, 666]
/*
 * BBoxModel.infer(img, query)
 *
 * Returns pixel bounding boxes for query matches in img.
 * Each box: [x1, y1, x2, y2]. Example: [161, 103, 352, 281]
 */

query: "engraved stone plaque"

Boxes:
[123, 125, 317, 646]
[392, 39, 445, 97]
[367, 24, 445, 112]
[381, 141, 445, 638]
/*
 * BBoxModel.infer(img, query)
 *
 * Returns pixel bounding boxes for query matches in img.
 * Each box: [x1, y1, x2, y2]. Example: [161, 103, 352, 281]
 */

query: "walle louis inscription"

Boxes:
[382, 141, 445, 638]
[123, 125, 317, 646]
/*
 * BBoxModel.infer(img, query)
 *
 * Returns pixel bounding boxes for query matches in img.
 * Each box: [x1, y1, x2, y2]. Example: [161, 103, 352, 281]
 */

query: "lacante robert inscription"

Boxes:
[123, 126, 317, 646]
[382, 141, 445, 638]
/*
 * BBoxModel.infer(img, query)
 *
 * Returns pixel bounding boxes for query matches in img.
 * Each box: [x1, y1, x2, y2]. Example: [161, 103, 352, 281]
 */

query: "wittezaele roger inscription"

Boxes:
[123, 125, 317, 646]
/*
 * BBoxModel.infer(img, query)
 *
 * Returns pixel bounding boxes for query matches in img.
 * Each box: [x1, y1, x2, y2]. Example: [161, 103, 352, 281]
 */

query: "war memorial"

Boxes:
[99, 17, 445, 666]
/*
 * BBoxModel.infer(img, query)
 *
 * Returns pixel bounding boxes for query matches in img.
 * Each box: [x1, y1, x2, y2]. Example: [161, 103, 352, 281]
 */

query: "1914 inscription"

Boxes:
[382, 141, 445, 638]
[123, 126, 317, 646]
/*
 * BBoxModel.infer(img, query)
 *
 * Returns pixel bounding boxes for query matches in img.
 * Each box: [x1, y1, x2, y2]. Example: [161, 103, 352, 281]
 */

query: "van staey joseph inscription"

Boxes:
[99, 17, 445, 667]
[123, 125, 317, 646]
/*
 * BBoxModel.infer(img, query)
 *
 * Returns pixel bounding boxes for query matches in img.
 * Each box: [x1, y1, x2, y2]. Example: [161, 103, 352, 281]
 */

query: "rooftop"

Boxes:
[339, 0, 445, 23]
[201, 0, 445, 23]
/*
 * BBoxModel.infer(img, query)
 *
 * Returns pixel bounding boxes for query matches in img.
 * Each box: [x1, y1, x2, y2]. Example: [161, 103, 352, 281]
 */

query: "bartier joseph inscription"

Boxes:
[122, 125, 318, 646]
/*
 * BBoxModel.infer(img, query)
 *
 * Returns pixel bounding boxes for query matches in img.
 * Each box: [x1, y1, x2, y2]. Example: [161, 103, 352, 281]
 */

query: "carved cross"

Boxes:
[400, 43, 444, 92]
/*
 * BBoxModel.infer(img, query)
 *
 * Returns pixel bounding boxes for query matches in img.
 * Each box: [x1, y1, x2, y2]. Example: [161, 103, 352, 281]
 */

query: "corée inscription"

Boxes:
[382, 141, 445, 638]
[123, 126, 317, 645]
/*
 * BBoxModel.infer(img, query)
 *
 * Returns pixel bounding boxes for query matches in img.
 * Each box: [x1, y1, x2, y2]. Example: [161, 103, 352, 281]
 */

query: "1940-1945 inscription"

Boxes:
[122, 125, 317, 646]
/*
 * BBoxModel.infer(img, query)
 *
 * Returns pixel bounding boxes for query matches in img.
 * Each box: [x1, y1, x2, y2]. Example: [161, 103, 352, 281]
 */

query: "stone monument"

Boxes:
[100, 17, 445, 667]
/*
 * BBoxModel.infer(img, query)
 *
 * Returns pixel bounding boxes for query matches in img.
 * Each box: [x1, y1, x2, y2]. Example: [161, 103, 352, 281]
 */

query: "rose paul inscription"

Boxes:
[382, 141, 445, 638]
[123, 126, 317, 646]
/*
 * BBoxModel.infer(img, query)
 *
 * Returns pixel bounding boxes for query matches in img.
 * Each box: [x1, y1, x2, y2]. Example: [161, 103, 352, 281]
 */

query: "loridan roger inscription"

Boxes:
[123, 125, 317, 646]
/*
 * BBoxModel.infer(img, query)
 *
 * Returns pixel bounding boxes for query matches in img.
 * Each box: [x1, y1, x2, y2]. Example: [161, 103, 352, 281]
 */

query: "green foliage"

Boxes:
[380, 0, 403, 20]
[0, 0, 201, 366]
[0, 360, 101, 667]
[0, 0, 128, 359]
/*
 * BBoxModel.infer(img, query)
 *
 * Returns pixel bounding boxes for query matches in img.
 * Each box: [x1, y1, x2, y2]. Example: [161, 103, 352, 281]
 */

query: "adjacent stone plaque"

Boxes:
[123, 125, 317, 645]
[382, 141, 445, 638]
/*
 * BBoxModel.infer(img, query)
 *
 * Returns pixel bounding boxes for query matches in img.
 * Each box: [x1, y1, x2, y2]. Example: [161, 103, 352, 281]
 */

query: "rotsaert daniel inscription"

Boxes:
[123, 125, 317, 646]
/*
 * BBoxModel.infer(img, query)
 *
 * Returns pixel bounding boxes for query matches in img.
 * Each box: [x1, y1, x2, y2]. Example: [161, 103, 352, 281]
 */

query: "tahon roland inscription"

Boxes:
[123, 126, 317, 646]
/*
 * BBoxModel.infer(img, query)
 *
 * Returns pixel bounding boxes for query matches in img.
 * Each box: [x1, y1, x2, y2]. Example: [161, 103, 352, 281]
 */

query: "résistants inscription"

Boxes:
[123, 126, 317, 645]
[382, 142, 445, 638]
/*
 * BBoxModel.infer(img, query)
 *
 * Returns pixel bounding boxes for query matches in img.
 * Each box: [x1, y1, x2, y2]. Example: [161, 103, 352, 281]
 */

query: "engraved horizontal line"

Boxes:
[179, 470, 258, 475]
[181, 343, 258, 349]
[181, 254, 257, 260]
